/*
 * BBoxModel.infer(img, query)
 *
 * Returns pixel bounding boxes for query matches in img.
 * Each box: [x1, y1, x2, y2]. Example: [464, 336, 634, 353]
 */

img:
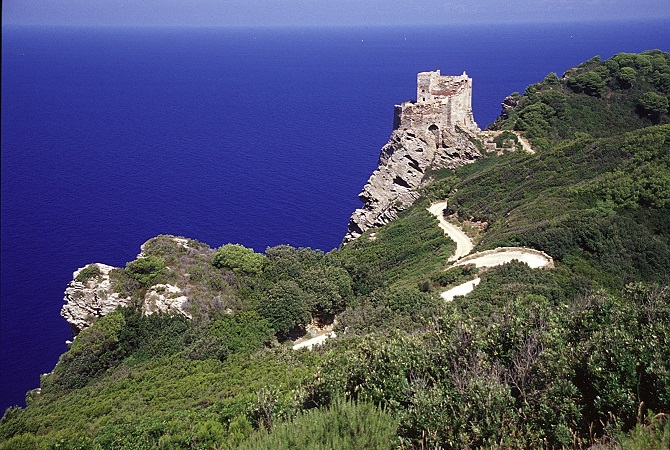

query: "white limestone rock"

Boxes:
[143, 284, 191, 318]
[62, 253, 193, 335]
[61, 263, 131, 333]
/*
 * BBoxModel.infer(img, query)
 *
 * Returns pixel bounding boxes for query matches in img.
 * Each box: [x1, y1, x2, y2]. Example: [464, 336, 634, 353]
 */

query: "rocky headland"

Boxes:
[61, 263, 132, 333]
[344, 70, 482, 242]
[61, 237, 199, 334]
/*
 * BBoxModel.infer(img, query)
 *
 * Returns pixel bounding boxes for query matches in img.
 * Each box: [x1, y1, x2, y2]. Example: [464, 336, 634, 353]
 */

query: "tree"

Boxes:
[616, 67, 638, 88]
[298, 266, 353, 318]
[541, 72, 560, 86]
[256, 281, 310, 337]
[125, 256, 165, 285]
[213, 244, 265, 275]
[567, 72, 606, 96]
[637, 92, 669, 123]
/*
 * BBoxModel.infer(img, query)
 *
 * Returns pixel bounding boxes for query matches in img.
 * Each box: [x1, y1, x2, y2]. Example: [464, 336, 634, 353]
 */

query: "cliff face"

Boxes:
[61, 263, 132, 333]
[344, 71, 482, 242]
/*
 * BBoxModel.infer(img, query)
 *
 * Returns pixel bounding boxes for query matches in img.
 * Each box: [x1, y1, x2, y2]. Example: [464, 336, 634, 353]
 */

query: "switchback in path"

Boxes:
[428, 201, 553, 301]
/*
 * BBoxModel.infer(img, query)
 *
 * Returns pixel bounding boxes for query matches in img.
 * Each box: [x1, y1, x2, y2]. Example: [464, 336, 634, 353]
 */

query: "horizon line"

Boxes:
[4, 16, 670, 30]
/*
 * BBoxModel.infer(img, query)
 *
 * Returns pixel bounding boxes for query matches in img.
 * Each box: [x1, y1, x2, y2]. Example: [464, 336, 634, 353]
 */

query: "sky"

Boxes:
[3, 0, 670, 27]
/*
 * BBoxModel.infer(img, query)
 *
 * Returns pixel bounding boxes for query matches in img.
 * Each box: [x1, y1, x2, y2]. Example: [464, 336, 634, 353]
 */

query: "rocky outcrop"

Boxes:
[61, 263, 132, 333]
[344, 71, 482, 242]
[61, 238, 195, 334]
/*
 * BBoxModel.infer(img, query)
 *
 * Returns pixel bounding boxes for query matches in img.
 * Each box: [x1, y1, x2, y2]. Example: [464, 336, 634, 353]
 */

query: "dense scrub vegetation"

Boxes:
[490, 50, 670, 149]
[2, 51, 669, 449]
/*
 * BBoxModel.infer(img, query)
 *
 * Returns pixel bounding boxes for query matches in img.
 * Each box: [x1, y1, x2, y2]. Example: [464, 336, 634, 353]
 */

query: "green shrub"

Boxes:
[431, 264, 478, 287]
[74, 264, 102, 283]
[617, 66, 638, 88]
[567, 71, 607, 96]
[214, 243, 265, 275]
[207, 311, 274, 355]
[638, 92, 669, 123]
[256, 280, 311, 338]
[617, 411, 670, 450]
[125, 256, 165, 285]
[238, 398, 397, 450]
[298, 265, 353, 318]
[42, 310, 127, 392]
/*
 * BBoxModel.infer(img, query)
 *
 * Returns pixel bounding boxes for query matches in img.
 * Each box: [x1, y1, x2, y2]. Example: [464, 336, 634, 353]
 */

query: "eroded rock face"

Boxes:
[61, 263, 131, 334]
[344, 71, 482, 242]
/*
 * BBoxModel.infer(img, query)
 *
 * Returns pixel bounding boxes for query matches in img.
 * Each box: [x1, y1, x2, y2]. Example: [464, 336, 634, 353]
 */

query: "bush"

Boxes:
[638, 92, 669, 123]
[567, 71, 607, 96]
[42, 310, 127, 392]
[207, 311, 274, 355]
[298, 265, 353, 318]
[617, 66, 638, 88]
[125, 256, 165, 285]
[256, 281, 311, 338]
[213, 244, 265, 275]
[74, 264, 102, 283]
[617, 411, 670, 450]
[238, 398, 397, 450]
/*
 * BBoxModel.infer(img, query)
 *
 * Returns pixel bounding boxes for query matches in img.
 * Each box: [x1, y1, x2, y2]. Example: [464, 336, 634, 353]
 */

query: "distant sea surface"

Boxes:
[2, 21, 669, 411]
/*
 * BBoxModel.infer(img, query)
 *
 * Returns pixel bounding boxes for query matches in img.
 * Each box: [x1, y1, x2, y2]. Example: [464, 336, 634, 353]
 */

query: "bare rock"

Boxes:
[62, 236, 196, 335]
[143, 284, 191, 318]
[61, 263, 131, 334]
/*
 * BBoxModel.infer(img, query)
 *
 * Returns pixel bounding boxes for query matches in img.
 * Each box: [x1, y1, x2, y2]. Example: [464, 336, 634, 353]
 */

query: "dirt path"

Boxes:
[292, 331, 336, 350]
[512, 132, 535, 154]
[441, 277, 481, 301]
[294, 200, 553, 348]
[429, 200, 553, 301]
[453, 247, 553, 269]
[427, 201, 474, 261]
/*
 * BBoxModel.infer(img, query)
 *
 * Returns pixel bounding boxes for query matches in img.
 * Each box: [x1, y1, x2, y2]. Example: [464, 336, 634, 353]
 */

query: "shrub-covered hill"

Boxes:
[1, 52, 669, 449]
[489, 50, 670, 150]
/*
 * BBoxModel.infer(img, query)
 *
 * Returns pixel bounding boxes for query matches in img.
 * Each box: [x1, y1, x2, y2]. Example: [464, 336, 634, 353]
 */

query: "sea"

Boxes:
[2, 21, 669, 411]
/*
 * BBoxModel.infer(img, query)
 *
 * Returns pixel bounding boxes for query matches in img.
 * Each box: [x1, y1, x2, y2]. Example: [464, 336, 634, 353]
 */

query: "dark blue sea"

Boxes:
[2, 21, 669, 411]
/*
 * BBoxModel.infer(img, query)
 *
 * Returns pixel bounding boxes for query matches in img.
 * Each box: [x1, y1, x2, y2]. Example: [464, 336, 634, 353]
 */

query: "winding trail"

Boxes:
[427, 201, 553, 302]
[295, 200, 554, 349]
[427, 201, 473, 261]
[452, 247, 553, 269]
[292, 332, 336, 350]
[442, 278, 481, 302]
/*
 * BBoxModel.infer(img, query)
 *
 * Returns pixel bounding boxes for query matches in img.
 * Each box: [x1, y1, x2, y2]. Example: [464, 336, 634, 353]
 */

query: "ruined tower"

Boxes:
[344, 71, 481, 242]
[394, 70, 479, 137]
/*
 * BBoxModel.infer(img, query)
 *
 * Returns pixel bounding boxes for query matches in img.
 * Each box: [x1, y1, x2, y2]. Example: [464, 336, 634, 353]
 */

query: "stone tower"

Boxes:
[394, 70, 479, 136]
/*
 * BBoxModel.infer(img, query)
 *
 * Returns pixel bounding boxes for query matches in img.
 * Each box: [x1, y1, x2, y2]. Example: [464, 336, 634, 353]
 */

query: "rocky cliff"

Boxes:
[61, 237, 195, 334]
[344, 71, 482, 242]
[61, 263, 132, 333]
